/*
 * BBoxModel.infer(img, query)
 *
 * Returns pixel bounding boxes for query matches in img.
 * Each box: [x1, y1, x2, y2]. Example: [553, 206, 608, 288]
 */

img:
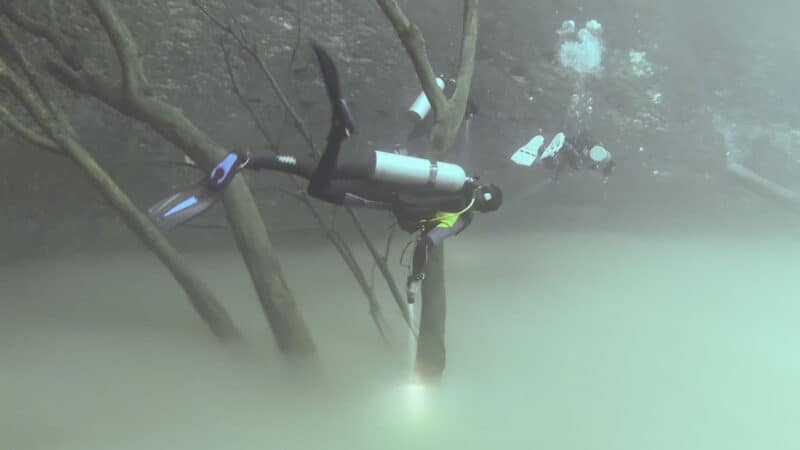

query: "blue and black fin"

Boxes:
[147, 181, 221, 231]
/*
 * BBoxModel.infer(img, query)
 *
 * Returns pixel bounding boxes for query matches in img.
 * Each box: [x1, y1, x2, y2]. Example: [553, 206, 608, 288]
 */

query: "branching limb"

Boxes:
[346, 208, 412, 331]
[375, 0, 448, 118]
[194, 0, 315, 152]
[0, 32, 240, 342]
[221, 40, 276, 148]
[85, 0, 149, 99]
[449, 0, 479, 128]
[1, 3, 63, 55]
[377, 0, 479, 158]
[1, 2, 83, 70]
[0, 104, 62, 156]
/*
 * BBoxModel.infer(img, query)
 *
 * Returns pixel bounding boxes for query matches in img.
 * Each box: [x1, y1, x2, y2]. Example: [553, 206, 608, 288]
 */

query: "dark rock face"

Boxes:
[2, 0, 797, 256]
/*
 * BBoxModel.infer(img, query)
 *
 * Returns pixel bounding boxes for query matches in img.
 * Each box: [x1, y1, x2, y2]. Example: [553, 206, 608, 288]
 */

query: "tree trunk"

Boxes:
[415, 242, 447, 380]
[66, 135, 242, 342]
[26, 0, 319, 358]
[45, 71, 318, 357]
[137, 97, 318, 356]
[377, 0, 479, 381]
[726, 162, 800, 213]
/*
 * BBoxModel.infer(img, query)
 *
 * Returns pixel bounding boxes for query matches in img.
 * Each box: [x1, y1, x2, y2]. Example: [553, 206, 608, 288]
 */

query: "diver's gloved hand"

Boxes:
[207, 151, 250, 191]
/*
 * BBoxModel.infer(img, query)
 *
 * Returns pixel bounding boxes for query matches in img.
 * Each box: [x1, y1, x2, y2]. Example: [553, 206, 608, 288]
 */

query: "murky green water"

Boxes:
[2, 228, 799, 449]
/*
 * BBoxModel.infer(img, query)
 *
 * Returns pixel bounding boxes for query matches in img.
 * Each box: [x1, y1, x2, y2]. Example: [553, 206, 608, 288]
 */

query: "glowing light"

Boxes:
[399, 381, 429, 418]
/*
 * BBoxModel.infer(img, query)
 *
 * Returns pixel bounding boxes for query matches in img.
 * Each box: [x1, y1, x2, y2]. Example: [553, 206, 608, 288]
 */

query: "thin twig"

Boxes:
[194, 0, 315, 152]
[220, 39, 276, 148]
[276, 7, 303, 148]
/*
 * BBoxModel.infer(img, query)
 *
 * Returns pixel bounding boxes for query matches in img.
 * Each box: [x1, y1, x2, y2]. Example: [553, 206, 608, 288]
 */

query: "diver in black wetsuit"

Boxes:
[238, 143, 500, 303]
[148, 43, 502, 303]
[540, 131, 616, 183]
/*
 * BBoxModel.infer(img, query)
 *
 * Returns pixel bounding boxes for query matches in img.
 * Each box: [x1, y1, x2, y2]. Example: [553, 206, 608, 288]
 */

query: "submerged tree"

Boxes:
[1, 0, 480, 379]
[0, 5, 243, 343]
[0, 0, 317, 355]
[376, 0, 479, 380]
[0, 0, 419, 364]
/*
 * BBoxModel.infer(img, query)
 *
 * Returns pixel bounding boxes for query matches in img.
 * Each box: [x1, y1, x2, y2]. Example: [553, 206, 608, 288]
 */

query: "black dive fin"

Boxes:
[311, 42, 356, 135]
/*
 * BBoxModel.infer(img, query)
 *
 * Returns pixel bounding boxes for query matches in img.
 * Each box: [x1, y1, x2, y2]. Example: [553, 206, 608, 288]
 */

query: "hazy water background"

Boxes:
[3, 204, 799, 450]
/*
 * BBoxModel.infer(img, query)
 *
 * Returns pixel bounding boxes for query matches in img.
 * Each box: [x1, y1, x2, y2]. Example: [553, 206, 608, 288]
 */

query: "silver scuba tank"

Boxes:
[369, 151, 467, 192]
[589, 145, 611, 164]
[407, 77, 446, 122]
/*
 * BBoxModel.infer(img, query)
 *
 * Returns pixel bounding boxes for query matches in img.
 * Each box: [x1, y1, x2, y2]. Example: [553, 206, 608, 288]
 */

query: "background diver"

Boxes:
[148, 43, 502, 304]
[512, 129, 616, 183]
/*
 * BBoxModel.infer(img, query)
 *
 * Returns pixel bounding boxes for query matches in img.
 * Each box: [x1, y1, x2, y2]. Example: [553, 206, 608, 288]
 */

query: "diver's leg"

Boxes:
[308, 125, 348, 199]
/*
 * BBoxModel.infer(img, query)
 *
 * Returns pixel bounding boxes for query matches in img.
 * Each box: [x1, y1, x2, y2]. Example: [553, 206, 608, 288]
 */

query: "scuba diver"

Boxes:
[541, 131, 615, 183]
[148, 43, 502, 304]
[512, 130, 615, 183]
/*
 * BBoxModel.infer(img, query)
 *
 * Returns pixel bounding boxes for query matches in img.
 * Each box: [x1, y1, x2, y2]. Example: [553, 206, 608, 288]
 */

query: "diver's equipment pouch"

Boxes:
[370, 151, 467, 192]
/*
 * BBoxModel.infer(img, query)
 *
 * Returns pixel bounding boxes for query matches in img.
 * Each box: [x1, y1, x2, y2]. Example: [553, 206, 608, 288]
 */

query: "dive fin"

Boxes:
[511, 135, 544, 167]
[148, 181, 221, 231]
[311, 42, 356, 135]
[540, 132, 565, 160]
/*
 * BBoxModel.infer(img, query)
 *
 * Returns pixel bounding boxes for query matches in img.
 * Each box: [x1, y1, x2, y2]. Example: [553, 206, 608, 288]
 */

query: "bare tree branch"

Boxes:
[0, 17, 60, 118]
[0, 39, 240, 342]
[194, 0, 315, 152]
[450, 0, 479, 128]
[0, 104, 62, 155]
[277, 7, 303, 148]
[375, 0, 448, 118]
[377, 0, 479, 158]
[220, 40, 276, 148]
[85, 0, 148, 98]
[345, 207, 410, 331]
[0, 2, 82, 70]
[10, 0, 318, 354]
[1, 3, 62, 53]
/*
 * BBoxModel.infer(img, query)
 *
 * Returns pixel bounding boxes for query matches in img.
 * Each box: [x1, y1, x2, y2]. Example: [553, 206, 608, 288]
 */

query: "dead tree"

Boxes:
[719, 120, 800, 213]
[0, 0, 316, 357]
[376, 0, 479, 380]
[0, 17, 240, 343]
[191, 0, 415, 340]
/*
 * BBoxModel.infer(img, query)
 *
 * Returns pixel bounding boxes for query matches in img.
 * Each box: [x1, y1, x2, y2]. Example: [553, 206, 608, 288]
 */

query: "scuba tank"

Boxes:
[369, 151, 467, 193]
[589, 145, 611, 164]
[407, 77, 446, 122]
